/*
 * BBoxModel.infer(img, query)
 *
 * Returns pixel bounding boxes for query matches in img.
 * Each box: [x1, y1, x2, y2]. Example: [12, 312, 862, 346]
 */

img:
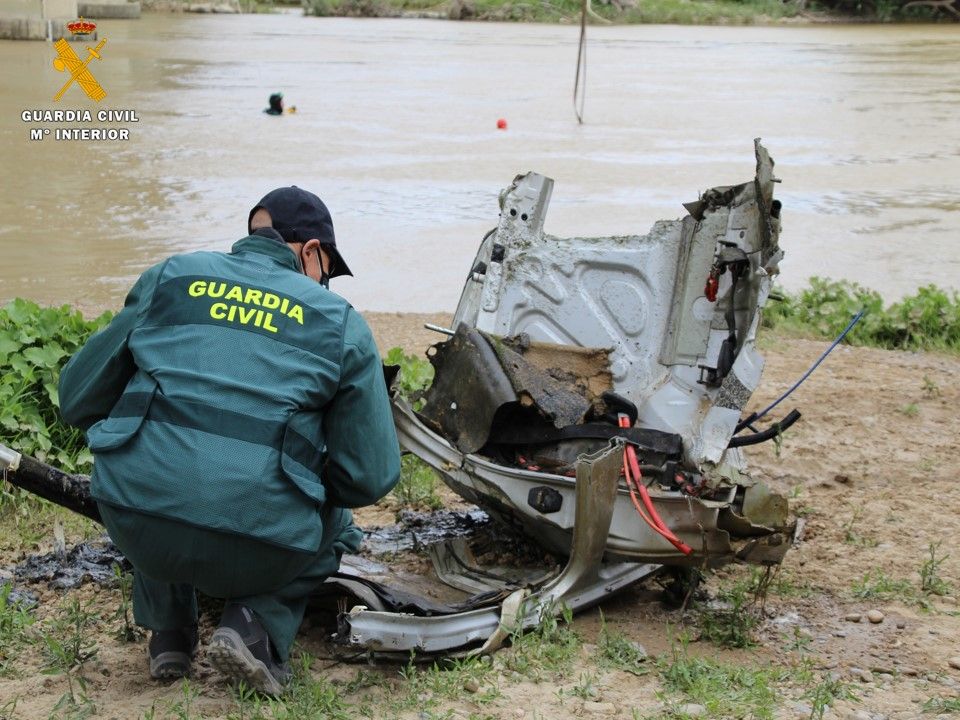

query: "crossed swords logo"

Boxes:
[52, 38, 107, 102]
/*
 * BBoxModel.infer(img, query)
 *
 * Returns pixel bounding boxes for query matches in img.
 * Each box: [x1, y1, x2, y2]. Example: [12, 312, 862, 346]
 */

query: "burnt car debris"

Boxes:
[1, 139, 795, 659]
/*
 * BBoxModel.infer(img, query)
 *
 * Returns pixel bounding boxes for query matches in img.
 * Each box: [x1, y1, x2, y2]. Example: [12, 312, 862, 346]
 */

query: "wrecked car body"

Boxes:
[393, 139, 794, 568]
[1, 140, 795, 659]
[336, 139, 796, 656]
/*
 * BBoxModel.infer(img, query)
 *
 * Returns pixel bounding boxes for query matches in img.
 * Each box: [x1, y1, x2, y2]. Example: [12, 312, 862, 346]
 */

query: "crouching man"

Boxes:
[58, 187, 400, 695]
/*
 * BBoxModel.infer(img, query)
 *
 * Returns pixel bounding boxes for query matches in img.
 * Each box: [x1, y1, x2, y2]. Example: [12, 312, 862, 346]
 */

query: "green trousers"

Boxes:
[98, 502, 362, 661]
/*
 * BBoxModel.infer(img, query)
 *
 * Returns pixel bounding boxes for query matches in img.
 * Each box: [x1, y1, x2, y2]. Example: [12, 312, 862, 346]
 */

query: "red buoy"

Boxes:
[496, 118, 507, 130]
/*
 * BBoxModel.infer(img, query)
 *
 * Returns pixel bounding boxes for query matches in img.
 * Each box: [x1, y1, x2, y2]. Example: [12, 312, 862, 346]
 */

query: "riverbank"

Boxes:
[137, 0, 957, 24]
[2, 312, 960, 718]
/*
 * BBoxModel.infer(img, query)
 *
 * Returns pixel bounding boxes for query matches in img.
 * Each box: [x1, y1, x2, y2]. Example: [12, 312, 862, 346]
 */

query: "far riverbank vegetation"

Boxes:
[290, 0, 958, 25]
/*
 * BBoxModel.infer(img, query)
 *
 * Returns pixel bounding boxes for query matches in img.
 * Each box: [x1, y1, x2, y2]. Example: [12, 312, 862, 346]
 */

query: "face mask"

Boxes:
[300, 245, 331, 288]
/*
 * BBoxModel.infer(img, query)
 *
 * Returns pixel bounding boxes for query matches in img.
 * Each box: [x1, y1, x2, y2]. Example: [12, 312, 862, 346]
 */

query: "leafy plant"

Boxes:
[383, 346, 434, 409]
[0, 299, 111, 473]
[921, 375, 941, 398]
[166, 680, 200, 720]
[43, 596, 100, 720]
[111, 563, 143, 642]
[802, 673, 856, 720]
[899, 403, 919, 418]
[763, 279, 960, 353]
[697, 582, 760, 649]
[842, 508, 878, 548]
[919, 541, 952, 597]
[390, 455, 443, 511]
[42, 596, 99, 674]
[568, 671, 599, 700]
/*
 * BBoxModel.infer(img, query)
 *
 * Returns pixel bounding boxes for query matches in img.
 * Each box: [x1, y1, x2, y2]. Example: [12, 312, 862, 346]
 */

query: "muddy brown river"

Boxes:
[0, 17, 957, 313]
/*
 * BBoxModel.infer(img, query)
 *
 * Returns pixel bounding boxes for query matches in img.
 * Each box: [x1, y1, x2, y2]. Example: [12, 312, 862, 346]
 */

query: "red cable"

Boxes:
[619, 415, 693, 556]
[621, 445, 686, 551]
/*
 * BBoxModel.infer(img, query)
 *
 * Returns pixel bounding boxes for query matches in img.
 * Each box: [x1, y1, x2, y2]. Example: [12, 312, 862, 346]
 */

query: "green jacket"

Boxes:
[58, 234, 400, 553]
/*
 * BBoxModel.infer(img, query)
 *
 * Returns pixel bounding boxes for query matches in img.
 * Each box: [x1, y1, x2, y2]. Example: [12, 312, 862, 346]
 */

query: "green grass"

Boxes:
[923, 696, 960, 713]
[654, 638, 780, 719]
[842, 508, 879, 548]
[39, 596, 101, 719]
[597, 612, 650, 676]
[694, 567, 815, 651]
[504, 602, 582, 680]
[41, 596, 100, 675]
[697, 581, 760, 650]
[802, 673, 857, 720]
[851, 568, 916, 603]
[618, 0, 799, 24]
[0, 583, 35, 677]
[850, 547, 953, 608]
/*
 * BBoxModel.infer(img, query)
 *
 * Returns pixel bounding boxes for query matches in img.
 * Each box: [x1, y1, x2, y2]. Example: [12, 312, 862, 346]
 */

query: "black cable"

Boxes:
[728, 409, 802, 448]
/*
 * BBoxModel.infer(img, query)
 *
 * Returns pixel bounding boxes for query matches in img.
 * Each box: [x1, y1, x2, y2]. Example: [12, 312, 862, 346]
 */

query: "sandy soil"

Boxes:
[1, 314, 959, 719]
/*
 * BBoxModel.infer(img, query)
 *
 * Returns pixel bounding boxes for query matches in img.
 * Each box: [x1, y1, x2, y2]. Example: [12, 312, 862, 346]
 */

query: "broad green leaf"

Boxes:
[0, 330, 20, 356]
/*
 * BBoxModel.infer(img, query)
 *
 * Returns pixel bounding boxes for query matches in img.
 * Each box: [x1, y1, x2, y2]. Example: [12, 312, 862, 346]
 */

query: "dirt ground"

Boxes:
[1, 312, 959, 719]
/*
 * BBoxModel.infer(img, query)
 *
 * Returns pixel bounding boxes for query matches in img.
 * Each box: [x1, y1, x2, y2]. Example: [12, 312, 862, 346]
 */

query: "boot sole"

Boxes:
[208, 627, 285, 696]
[149, 651, 191, 680]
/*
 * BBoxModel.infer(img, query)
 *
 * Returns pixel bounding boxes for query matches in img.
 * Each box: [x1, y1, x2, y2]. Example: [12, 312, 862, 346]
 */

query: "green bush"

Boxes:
[0, 299, 111, 473]
[764, 278, 960, 353]
[384, 346, 434, 405]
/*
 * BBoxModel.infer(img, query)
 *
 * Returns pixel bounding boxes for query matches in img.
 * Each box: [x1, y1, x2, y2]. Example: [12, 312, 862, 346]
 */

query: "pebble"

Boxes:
[463, 678, 480, 693]
[834, 631, 848, 638]
[948, 657, 960, 671]
[583, 701, 616, 715]
[513, 710, 526, 719]
[867, 610, 885, 624]
[846, 711, 872, 720]
[850, 667, 873, 683]
[896, 621, 906, 630]
[845, 612, 863, 623]
[630, 641, 648, 657]
[677, 704, 707, 718]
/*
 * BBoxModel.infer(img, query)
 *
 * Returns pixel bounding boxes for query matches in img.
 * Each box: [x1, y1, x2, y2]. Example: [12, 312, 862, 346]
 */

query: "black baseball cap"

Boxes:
[248, 186, 352, 278]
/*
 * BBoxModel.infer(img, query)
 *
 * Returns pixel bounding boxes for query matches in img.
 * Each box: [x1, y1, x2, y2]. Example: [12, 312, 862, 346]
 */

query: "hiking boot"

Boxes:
[208, 604, 291, 696]
[148, 625, 199, 680]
